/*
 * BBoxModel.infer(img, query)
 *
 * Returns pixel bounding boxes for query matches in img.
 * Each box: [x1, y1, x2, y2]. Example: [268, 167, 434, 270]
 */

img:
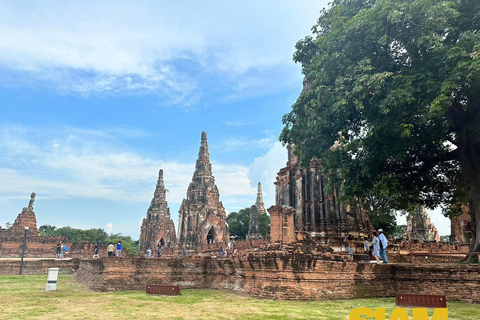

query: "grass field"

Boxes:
[0, 275, 479, 320]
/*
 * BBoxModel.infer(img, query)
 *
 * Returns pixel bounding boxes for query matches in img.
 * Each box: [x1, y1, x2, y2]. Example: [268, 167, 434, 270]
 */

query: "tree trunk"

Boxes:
[448, 101, 480, 252]
[458, 139, 480, 252]
[466, 179, 480, 252]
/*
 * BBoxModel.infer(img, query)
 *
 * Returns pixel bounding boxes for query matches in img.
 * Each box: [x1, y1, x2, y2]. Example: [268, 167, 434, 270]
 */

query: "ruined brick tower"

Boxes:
[177, 132, 229, 247]
[255, 182, 266, 214]
[268, 145, 371, 243]
[451, 205, 472, 244]
[248, 182, 265, 239]
[9, 192, 38, 235]
[404, 205, 440, 242]
[139, 169, 177, 251]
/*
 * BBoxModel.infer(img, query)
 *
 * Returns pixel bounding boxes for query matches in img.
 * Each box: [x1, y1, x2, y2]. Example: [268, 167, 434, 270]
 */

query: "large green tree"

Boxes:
[226, 207, 271, 240]
[281, 0, 480, 250]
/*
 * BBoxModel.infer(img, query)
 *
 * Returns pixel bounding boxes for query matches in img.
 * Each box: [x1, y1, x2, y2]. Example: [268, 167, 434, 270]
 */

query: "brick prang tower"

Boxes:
[139, 169, 177, 251]
[177, 132, 229, 248]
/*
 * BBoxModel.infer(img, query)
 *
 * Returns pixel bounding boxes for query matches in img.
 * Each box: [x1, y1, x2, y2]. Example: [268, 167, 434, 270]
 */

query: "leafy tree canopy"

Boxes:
[226, 207, 271, 240]
[282, 0, 480, 249]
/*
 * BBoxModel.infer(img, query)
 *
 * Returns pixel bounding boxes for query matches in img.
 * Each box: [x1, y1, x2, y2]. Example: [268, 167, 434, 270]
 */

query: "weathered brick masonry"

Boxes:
[75, 254, 480, 303]
[0, 234, 105, 259]
[0, 258, 79, 275]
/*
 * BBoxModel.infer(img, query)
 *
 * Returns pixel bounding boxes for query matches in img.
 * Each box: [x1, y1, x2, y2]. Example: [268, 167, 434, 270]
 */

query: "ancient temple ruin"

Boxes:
[139, 170, 177, 251]
[8, 192, 38, 235]
[247, 182, 266, 239]
[268, 145, 371, 243]
[177, 132, 229, 247]
[451, 205, 472, 244]
[255, 182, 266, 214]
[404, 206, 440, 242]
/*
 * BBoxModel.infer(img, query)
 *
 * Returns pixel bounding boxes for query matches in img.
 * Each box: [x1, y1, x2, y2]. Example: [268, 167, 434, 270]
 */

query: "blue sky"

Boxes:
[0, 1, 450, 239]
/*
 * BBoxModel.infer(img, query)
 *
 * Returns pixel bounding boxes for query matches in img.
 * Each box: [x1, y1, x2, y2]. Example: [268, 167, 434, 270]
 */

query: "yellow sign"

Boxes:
[345, 308, 448, 320]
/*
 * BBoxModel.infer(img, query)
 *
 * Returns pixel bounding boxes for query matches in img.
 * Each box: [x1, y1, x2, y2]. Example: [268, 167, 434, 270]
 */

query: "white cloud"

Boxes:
[217, 130, 276, 152]
[247, 142, 288, 208]
[0, 1, 327, 101]
[104, 223, 113, 235]
[225, 119, 257, 127]
[214, 163, 256, 197]
[0, 125, 258, 207]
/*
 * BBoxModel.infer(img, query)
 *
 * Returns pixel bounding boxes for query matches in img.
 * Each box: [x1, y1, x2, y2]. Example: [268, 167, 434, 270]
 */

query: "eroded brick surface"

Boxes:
[74, 255, 480, 303]
[177, 132, 229, 248]
[139, 169, 177, 252]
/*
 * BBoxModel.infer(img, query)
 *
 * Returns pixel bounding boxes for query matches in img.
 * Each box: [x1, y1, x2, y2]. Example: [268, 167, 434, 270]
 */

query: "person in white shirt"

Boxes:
[378, 229, 388, 263]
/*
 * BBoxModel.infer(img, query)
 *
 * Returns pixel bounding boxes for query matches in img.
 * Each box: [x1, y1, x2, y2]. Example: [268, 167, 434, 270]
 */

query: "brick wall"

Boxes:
[74, 254, 480, 303]
[0, 258, 79, 275]
[0, 234, 106, 259]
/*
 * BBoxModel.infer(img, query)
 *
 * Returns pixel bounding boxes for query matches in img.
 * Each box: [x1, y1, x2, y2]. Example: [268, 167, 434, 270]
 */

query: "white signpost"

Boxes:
[45, 268, 59, 291]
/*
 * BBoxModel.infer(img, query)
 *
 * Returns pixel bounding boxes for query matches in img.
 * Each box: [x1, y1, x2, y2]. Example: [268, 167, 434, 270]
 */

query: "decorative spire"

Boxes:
[152, 169, 166, 204]
[194, 131, 212, 177]
[147, 169, 169, 220]
[139, 169, 177, 251]
[255, 182, 266, 214]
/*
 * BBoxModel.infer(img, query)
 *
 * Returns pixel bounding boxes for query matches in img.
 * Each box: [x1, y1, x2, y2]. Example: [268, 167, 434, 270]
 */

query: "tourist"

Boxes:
[363, 237, 369, 262]
[59, 242, 64, 259]
[182, 247, 186, 257]
[56, 242, 62, 259]
[147, 248, 151, 258]
[116, 241, 122, 257]
[344, 234, 354, 259]
[93, 243, 99, 259]
[378, 229, 388, 263]
[107, 242, 114, 257]
[157, 242, 162, 258]
[219, 247, 224, 256]
[372, 232, 381, 263]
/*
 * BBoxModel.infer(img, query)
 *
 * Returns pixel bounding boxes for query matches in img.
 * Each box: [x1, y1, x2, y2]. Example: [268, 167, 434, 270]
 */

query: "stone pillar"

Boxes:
[268, 205, 296, 243]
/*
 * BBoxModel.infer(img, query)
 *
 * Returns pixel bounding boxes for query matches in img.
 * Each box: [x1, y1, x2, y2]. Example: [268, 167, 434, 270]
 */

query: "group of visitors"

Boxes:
[106, 241, 122, 257]
[214, 241, 238, 257]
[146, 241, 163, 258]
[363, 229, 388, 263]
[87, 241, 122, 259]
[56, 242, 69, 259]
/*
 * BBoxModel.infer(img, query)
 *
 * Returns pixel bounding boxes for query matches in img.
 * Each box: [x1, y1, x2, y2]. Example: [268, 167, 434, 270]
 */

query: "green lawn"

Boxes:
[0, 275, 478, 319]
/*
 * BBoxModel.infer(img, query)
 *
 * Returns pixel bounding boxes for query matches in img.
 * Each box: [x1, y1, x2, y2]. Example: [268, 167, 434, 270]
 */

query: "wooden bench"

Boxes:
[396, 293, 447, 308]
[146, 284, 180, 296]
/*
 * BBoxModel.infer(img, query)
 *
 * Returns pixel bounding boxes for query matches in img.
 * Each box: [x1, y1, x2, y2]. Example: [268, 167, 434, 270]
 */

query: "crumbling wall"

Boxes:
[75, 254, 480, 303]
[0, 258, 79, 275]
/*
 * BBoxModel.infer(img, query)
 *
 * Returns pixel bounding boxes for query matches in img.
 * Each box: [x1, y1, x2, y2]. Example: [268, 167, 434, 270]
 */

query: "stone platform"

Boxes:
[74, 254, 480, 304]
